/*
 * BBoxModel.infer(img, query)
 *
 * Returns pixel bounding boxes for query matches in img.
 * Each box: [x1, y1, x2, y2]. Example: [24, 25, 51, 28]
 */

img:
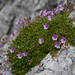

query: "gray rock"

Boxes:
[0, 1, 15, 36]
[1, 35, 10, 44]
[0, 0, 9, 10]
[26, 44, 75, 75]
[0, 0, 67, 37]
[68, 10, 75, 19]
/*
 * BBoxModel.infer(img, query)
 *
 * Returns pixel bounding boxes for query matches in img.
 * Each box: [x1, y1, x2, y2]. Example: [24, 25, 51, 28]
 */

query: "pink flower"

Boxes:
[0, 45, 1, 48]
[23, 51, 28, 56]
[17, 52, 23, 59]
[16, 21, 20, 25]
[11, 32, 14, 37]
[39, 38, 44, 44]
[20, 19, 24, 23]
[56, 8, 59, 12]
[10, 47, 15, 53]
[43, 23, 49, 30]
[45, 9, 47, 12]
[73, 6, 75, 10]
[61, 37, 67, 43]
[59, 7, 64, 11]
[52, 34, 58, 40]
[44, 13, 48, 16]
[48, 15, 54, 21]
[43, 9, 47, 15]
[53, 10, 56, 15]
[59, 3, 63, 7]
[53, 8, 57, 14]
[47, 10, 52, 15]
[50, 11, 54, 15]
[14, 29, 18, 33]
[4, 73, 6, 75]
[55, 42, 61, 48]
[39, 10, 44, 16]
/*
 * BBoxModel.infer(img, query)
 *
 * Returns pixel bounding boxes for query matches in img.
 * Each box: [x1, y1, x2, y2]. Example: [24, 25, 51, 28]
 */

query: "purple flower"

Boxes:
[4, 73, 6, 75]
[23, 51, 28, 56]
[56, 8, 59, 12]
[10, 47, 15, 53]
[43, 23, 49, 30]
[59, 7, 64, 11]
[39, 38, 44, 44]
[44, 9, 47, 12]
[17, 52, 23, 59]
[55, 42, 61, 48]
[0, 45, 1, 48]
[48, 15, 54, 21]
[73, 6, 75, 10]
[47, 10, 52, 15]
[53, 10, 56, 15]
[39, 10, 44, 16]
[59, 3, 63, 7]
[27, 60, 31, 63]
[53, 8, 57, 14]
[61, 37, 67, 43]
[20, 19, 24, 23]
[43, 9, 47, 14]
[50, 11, 54, 15]
[14, 29, 18, 33]
[11, 32, 14, 37]
[16, 21, 20, 25]
[52, 34, 58, 40]
[44, 13, 48, 16]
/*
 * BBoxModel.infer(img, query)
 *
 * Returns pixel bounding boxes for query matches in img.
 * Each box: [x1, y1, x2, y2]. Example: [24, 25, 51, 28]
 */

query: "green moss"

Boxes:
[7, 11, 75, 75]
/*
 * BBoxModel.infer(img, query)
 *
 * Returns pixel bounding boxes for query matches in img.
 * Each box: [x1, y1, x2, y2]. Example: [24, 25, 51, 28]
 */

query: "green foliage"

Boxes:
[7, 11, 75, 75]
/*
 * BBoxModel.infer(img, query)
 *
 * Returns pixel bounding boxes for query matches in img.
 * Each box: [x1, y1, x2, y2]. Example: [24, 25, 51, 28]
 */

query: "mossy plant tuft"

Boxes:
[7, 4, 75, 75]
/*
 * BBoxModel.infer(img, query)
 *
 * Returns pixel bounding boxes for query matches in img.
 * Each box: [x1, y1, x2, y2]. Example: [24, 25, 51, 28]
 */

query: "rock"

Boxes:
[0, 0, 9, 10]
[31, 12, 39, 22]
[26, 44, 75, 75]
[72, 20, 75, 27]
[1, 35, 10, 44]
[67, 0, 75, 6]
[68, 10, 75, 19]
[68, 10, 75, 28]
[0, 1, 15, 36]
[0, 0, 67, 37]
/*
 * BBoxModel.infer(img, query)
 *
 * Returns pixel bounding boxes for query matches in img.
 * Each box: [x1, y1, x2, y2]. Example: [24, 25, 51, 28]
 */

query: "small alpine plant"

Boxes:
[7, 3, 75, 75]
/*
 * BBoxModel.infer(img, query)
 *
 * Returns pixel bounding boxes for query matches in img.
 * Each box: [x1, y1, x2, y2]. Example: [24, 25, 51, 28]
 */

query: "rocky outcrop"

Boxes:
[26, 44, 75, 75]
[0, 0, 67, 38]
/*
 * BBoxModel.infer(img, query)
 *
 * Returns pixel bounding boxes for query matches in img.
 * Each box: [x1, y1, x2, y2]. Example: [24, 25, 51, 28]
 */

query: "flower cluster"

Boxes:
[9, 47, 28, 59]
[52, 34, 67, 48]
[39, 23, 67, 49]
[11, 29, 19, 37]
[11, 19, 24, 37]
[59, 3, 64, 11]
[39, 3, 64, 21]
[17, 51, 28, 59]
[16, 19, 24, 25]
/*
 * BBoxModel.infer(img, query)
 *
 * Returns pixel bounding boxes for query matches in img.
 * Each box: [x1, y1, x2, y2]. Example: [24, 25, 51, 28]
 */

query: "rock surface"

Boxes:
[26, 44, 75, 75]
[0, 0, 67, 38]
